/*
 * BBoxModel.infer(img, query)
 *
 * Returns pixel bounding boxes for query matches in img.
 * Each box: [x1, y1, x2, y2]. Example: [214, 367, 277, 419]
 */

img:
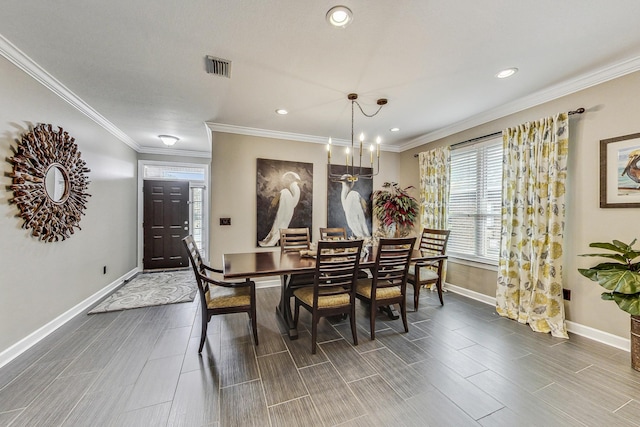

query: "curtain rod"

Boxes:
[413, 107, 585, 157]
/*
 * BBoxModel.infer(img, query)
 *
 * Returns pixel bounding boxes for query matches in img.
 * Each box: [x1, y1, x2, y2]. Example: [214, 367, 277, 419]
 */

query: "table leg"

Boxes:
[275, 274, 298, 340]
[380, 304, 400, 320]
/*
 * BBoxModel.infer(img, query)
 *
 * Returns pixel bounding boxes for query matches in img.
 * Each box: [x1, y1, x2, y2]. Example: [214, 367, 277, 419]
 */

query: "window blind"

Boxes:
[448, 137, 503, 264]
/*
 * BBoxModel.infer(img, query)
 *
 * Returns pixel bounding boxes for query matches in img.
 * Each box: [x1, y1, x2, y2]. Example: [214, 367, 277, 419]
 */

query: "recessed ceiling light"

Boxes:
[326, 6, 353, 28]
[158, 135, 179, 146]
[495, 68, 518, 79]
[390, 127, 400, 132]
[275, 109, 288, 115]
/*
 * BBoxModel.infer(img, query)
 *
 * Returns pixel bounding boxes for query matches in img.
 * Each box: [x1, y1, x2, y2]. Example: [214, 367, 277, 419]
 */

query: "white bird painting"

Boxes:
[259, 171, 301, 247]
[339, 174, 371, 238]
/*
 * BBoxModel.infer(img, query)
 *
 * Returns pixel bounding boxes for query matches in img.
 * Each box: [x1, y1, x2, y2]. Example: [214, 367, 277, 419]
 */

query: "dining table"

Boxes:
[222, 245, 443, 340]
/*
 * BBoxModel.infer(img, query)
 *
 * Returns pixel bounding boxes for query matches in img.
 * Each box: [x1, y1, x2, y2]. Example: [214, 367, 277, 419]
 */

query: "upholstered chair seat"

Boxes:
[206, 285, 252, 309]
[293, 286, 350, 308]
[409, 265, 439, 281]
[355, 279, 401, 300]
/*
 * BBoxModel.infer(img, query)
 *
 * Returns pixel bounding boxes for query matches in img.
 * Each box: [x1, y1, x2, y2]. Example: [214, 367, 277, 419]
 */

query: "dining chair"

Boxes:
[355, 237, 416, 340]
[319, 227, 347, 240]
[183, 235, 258, 353]
[278, 227, 314, 325]
[293, 239, 363, 353]
[406, 228, 450, 309]
[280, 227, 311, 251]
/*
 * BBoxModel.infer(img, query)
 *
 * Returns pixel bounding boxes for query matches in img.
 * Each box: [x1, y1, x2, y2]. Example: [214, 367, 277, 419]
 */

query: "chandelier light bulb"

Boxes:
[326, 6, 353, 28]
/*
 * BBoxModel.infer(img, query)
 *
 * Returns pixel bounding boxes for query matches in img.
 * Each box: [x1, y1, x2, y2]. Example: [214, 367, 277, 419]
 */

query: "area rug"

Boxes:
[88, 270, 197, 314]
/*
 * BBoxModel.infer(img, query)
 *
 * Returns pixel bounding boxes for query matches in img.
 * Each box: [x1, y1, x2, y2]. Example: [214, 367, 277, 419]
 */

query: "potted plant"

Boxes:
[578, 239, 640, 371]
[372, 182, 419, 238]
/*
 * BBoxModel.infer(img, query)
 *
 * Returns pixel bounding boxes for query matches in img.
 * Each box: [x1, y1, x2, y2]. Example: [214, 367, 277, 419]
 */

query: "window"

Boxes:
[143, 165, 205, 181]
[448, 137, 502, 264]
[191, 186, 205, 257]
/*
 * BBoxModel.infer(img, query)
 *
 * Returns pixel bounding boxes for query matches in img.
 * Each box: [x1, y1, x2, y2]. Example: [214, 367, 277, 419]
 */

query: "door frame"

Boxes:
[137, 160, 210, 271]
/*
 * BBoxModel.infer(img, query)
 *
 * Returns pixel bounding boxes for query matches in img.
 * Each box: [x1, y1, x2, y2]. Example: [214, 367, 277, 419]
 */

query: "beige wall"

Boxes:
[0, 57, 138, 354]
[209, 132, 400, 267]
[401, 71, 640, 339]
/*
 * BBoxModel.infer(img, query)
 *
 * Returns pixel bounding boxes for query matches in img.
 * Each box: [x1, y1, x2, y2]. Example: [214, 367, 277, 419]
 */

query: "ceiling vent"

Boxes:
[206, 55, 231, 78]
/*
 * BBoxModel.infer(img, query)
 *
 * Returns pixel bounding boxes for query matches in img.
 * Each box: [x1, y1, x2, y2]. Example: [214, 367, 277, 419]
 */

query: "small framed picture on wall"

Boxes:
[600, 132, 640, 208]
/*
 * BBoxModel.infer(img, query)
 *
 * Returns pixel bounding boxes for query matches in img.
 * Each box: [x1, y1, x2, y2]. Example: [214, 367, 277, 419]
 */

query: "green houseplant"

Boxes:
[578, 239, 640, 370]
[372, 182, 419, 238]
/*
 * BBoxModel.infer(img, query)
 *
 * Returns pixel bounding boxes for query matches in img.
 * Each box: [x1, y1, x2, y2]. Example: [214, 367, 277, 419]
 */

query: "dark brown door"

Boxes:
[143, 180, 190, 270]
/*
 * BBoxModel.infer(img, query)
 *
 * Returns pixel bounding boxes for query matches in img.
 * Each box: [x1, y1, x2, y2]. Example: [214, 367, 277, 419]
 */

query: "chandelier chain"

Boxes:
[353, 101, 385, 118]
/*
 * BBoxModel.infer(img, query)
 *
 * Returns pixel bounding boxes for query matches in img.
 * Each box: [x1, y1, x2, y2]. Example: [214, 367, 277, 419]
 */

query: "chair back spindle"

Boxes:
[280, 228, 311, 252]
[319, 227, 347, 241]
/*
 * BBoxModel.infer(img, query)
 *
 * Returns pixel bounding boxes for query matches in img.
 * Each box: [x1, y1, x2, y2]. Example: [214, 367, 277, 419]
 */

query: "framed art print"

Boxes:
[256, 159, 313, 246]
[600, 132, 640, 208]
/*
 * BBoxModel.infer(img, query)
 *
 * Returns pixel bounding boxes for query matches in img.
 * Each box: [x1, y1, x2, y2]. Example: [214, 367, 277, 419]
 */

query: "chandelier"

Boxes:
[327, 93, 387, 182]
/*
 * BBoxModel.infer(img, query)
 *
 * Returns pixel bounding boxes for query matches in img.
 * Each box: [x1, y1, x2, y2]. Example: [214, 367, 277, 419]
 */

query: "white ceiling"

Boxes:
[2, 1, 640, 156]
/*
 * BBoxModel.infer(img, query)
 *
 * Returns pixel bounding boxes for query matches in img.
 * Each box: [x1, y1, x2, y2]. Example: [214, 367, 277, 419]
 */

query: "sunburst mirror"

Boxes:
[8, 123, 91, 242]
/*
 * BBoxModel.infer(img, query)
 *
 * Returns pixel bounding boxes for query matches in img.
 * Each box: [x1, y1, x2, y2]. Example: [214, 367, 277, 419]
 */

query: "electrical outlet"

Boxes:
[563, 289, 571, 300]
[220, 217, 231, 226]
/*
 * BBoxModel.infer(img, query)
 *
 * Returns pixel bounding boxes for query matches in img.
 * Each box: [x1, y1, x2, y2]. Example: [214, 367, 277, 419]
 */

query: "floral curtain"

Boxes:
[496, 113, 569, 339]
[419, 147, 450, 230]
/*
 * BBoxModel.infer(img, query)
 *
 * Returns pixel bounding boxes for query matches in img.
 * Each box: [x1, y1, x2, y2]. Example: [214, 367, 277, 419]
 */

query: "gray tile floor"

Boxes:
[1, 285, 640, 426]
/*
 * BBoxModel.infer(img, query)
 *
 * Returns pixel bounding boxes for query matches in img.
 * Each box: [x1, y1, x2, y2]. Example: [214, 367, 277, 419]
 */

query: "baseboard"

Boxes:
[444, 282, 496, 305]
[564, 320, 630, 351]
[443, 282, 631, 352]
[0, 267, 139, 369]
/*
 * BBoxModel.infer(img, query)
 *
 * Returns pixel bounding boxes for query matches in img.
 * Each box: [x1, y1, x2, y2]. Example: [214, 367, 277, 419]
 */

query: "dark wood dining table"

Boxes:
[223, 247, 440, 340]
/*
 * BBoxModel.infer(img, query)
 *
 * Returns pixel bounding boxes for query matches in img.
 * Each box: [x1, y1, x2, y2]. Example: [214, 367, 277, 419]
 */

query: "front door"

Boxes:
[143, 180, 190, 270]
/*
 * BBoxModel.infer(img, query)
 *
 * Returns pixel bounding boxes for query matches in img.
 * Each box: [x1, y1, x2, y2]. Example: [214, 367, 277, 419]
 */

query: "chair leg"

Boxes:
[198, 312, 208, 353]
[350, 306, 358, 346]
[311, 315, 318, 354]
[436, 279, 444, 305]
[293, 300, 300, 327]
[369, 300, 376, 340]
[400, 301, 409, 333]
[413, 282, 420, 311]
[250, 308, 259, 346]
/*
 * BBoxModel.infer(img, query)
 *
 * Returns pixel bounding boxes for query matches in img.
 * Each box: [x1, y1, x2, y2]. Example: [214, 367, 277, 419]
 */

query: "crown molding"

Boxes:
[206, 122, 401, 152]
[400, 55, 640, 152]
[207, 122, 347, 145]
[0, 34, 140, 151]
